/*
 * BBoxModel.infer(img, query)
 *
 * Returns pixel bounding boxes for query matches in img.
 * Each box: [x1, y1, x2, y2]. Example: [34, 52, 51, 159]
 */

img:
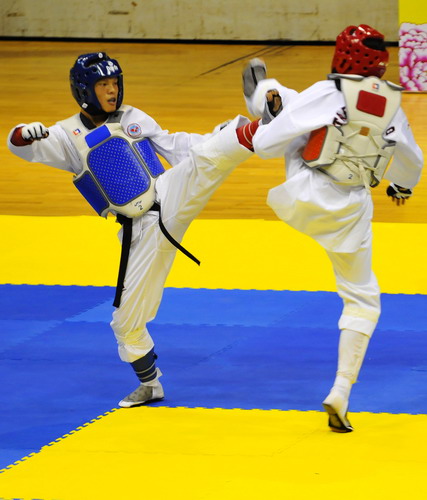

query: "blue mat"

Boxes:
[1, 285, 426, 470]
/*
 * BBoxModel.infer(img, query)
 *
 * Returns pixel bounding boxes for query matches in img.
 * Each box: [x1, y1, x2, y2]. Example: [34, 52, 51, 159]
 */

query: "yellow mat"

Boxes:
[1, 215, 426, 293]
[1, 407, 426, 499]
[1, 216, 426, 500]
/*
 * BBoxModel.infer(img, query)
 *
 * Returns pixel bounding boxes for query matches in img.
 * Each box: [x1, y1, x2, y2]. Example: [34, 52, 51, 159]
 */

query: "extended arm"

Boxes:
[8, 122, 81, 173]
[383, 107, 424, 205]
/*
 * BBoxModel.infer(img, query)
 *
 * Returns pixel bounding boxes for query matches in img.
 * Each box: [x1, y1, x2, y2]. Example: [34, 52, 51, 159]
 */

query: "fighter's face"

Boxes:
[94, 77, 119, 113]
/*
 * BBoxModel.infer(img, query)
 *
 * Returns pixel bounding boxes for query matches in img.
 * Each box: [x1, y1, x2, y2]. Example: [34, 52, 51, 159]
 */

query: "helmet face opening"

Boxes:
[70, 52, 124, 115]
[332, 24, 389, 78]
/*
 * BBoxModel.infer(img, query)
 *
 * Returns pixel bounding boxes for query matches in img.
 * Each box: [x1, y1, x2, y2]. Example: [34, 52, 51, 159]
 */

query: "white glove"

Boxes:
[21, 122, 49, 142]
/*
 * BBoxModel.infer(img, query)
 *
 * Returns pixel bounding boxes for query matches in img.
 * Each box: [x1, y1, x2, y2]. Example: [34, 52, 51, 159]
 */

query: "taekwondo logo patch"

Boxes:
[127, 123, 142, 137]
[372, 82, 380, 91]
[73, 128, 82, 136]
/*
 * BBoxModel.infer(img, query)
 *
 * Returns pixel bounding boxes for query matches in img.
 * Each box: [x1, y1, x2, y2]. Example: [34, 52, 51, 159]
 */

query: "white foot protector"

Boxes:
[119, 380, 164, 408]
[322, 388, 353, 433]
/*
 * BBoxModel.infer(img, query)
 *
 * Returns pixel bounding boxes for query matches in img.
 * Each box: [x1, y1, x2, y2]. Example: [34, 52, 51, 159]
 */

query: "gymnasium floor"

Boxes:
[0, 41, 426, 499]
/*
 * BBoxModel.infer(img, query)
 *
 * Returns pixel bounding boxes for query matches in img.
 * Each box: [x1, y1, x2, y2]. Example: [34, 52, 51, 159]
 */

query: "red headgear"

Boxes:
[332, 24, 389, 78]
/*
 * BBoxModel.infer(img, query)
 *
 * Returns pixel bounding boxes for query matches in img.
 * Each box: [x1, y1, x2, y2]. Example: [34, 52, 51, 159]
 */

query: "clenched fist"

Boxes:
[21, 122, 49, 142]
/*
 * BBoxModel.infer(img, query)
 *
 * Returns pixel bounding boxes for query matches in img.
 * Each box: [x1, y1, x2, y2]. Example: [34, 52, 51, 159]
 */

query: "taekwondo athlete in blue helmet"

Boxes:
[8, 52, 258, 407]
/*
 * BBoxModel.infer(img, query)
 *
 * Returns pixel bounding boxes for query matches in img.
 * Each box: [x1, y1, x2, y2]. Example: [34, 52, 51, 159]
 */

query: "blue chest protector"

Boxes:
[59, 112, 198, 310]
[69, 120, 165, 217]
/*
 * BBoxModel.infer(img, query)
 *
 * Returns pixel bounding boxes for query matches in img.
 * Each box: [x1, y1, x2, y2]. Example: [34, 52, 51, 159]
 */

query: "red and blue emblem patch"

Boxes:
[127, 123, 142, 137]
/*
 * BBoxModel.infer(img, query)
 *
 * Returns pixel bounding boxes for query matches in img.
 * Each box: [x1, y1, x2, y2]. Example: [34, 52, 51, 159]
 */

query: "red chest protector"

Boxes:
[302, 74, 402, 188]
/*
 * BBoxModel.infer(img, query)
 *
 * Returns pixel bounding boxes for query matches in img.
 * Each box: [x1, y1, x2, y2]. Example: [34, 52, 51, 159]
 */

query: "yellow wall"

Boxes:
[399, 0, 427, 23]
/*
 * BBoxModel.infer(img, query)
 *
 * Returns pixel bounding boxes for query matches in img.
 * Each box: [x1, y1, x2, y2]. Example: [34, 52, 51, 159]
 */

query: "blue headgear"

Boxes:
[70, 52, 124, 115]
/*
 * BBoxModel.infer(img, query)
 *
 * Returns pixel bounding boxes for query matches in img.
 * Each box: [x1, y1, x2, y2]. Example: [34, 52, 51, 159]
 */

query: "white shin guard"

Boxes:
[323, 329, 370, 432]
[334, 328, 370, 397]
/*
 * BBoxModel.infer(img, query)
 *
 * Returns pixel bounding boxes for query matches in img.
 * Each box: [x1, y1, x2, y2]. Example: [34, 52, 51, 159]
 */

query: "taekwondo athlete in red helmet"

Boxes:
[8, 52, 257, 408]
[243, 25, 424, 432]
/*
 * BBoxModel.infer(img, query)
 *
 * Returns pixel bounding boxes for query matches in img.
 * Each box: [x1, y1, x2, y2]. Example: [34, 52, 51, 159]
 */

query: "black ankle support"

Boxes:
[131, 348, 157, 383]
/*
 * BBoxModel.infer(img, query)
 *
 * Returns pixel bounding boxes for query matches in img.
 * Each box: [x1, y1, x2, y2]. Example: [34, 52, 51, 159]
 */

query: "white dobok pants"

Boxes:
[267, 164, 380, 337]
[111, 116, 252, 362]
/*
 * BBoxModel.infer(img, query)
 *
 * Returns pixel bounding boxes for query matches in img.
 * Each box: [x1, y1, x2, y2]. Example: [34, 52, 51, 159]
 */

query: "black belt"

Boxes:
[113, 202, 200, 308]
